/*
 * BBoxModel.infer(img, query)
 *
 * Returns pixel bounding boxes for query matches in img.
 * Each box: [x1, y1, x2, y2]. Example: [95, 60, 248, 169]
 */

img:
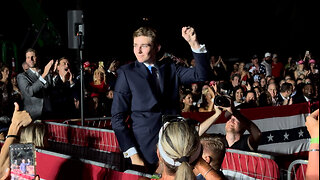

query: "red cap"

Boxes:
[83, 61, 91, 68]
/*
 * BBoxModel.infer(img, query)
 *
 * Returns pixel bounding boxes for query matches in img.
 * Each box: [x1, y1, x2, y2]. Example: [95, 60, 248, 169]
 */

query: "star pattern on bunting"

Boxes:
[284, 132, 289, 140]
[298, 129, 304, 138]
[267, 134, 274, 142]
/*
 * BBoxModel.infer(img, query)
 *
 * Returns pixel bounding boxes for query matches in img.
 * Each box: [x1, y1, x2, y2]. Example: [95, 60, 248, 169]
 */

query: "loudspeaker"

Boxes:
[67, 10, 84, 49]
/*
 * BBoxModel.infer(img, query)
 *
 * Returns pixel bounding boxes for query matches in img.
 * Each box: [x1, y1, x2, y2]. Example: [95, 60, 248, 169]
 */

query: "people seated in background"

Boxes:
[249, 54, 266, 83]
[258, 91, 273, 107]
[89, 62, 109, 98]
[294, 60, 309, 80]
[191, 83, 201, 104]
[277, 82, 293, 106]
[230, 73, 241, 89]
[10, 73, 22, 105]
[236, 90, 258, 109]
[261, 52, 272, 77]
[180, 90, 198, 112]
[0, 65, 15, 118]
[198, 84, 216, 112]
[0, 102, 32, 178]
[232, 85, 244, 108]
[305, 109, 319, 180]
[271, 53, 284, 83]
[267, 83, 278, 106]
[292, 83, 316, 104]
[238, 62, 251, 87]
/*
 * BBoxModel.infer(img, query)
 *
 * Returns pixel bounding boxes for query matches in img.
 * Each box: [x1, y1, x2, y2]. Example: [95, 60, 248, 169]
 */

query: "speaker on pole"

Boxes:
[67, 10, 84, 49]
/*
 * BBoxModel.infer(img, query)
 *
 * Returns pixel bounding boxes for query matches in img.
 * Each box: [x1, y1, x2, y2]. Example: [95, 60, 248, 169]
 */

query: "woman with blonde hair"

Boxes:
[89, 63, 108, 98]
[19, 120, 47, 148]
[154, 119, 222, 180]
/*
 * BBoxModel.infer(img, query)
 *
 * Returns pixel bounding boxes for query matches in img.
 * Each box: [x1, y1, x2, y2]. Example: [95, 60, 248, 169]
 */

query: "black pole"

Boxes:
[77, 30, 84, 126]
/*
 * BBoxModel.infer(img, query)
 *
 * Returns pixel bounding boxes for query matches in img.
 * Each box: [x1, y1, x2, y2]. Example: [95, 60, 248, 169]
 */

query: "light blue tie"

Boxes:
[147, 65, 153, 73]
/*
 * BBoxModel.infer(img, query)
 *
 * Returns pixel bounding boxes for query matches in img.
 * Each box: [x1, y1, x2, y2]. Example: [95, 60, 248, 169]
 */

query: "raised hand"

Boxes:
[11, 102, 32, 128]
[42, 59, 55, 78]
[181, 26, 200, 50]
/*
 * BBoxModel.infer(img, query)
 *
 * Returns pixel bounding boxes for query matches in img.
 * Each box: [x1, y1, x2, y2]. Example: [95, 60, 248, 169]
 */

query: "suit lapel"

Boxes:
[135, 61, 149, 79]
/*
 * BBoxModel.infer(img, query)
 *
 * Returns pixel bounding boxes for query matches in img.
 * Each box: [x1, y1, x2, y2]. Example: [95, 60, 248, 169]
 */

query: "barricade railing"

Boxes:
[286, 159, 308, 180]
[45, 121, 120, 153]
[62, 117, 112, 129]
[36, 148, 152, 180]
[221, 148, 280, 180]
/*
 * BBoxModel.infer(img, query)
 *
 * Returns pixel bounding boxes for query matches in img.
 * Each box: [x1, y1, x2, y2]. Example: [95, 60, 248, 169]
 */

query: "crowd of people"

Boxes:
[0, 24, 319, 180]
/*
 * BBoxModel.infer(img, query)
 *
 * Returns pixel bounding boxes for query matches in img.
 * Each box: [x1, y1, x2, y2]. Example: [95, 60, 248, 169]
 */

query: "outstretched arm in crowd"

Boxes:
[199, 105, 223, 136]
[305, 109, 319, 180]
[0, 103, 32, 178]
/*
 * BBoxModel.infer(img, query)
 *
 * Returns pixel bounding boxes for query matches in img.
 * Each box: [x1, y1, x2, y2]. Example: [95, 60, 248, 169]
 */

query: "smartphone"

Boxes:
[305, 50, 310, 56]
[9, 143, 36, 180]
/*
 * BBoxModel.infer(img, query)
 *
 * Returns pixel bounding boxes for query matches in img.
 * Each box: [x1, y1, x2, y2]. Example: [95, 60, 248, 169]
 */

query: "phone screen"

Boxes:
[9, 143, 36, 180]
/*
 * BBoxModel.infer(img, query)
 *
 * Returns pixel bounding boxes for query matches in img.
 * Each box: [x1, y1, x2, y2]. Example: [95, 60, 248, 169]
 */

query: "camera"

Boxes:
[214, 95, 231, 107]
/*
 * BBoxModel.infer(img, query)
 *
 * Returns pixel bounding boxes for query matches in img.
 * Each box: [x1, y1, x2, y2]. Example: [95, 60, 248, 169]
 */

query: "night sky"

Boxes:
[1, 0, 319, 70]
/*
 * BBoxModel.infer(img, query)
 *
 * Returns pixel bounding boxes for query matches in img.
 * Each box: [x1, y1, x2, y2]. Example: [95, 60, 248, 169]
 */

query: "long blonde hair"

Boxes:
[20, 121, 47, 148]
[159, 121, 200, 180]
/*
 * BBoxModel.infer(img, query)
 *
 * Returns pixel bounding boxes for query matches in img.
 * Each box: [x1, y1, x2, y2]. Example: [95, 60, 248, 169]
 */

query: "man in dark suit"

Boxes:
[111, 26, 211, 171]
[17, 48, 55, 120]
[276, 82, 293, 106]
[50, 57, 78, 119]
[293, 83, 316, 104]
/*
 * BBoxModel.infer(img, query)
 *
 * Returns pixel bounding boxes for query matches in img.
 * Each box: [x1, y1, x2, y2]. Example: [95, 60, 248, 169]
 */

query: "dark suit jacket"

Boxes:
[111, 52, 210, 164]
[292, 94, 317, 104]
[17, 69, 53, 120]
[50, 76, 78, 119]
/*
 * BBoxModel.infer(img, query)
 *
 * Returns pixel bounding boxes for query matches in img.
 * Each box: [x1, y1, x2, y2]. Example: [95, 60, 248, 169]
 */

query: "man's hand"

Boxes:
[181, 26, 200, 50]
[42, 59, 55, 78]
[130, 154, 145, 166]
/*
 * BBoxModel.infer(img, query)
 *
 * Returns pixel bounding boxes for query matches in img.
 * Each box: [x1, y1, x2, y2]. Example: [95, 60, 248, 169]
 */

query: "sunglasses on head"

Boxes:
[161, 115, 200, 131]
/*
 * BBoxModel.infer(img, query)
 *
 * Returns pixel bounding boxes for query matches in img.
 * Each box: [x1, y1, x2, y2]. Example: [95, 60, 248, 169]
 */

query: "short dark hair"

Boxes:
[280, 82, 293, 93]
[25, 48, 37, 56]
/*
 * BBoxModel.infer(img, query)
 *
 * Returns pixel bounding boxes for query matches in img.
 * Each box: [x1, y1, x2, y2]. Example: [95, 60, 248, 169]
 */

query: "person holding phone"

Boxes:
[0, 102, 32, 178]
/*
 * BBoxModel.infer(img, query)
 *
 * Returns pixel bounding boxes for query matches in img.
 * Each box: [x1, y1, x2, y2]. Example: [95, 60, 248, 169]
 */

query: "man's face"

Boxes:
[268, 84, 277, 98]
[26, 51, 37, 68]
[303, 85, 313, 98]
[133, 36, 158, 64]
[225, 116, 242, 133]
[232, 76, 240, 87]
[285, 87, 293, 98]
[57, 59, 70, 75]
